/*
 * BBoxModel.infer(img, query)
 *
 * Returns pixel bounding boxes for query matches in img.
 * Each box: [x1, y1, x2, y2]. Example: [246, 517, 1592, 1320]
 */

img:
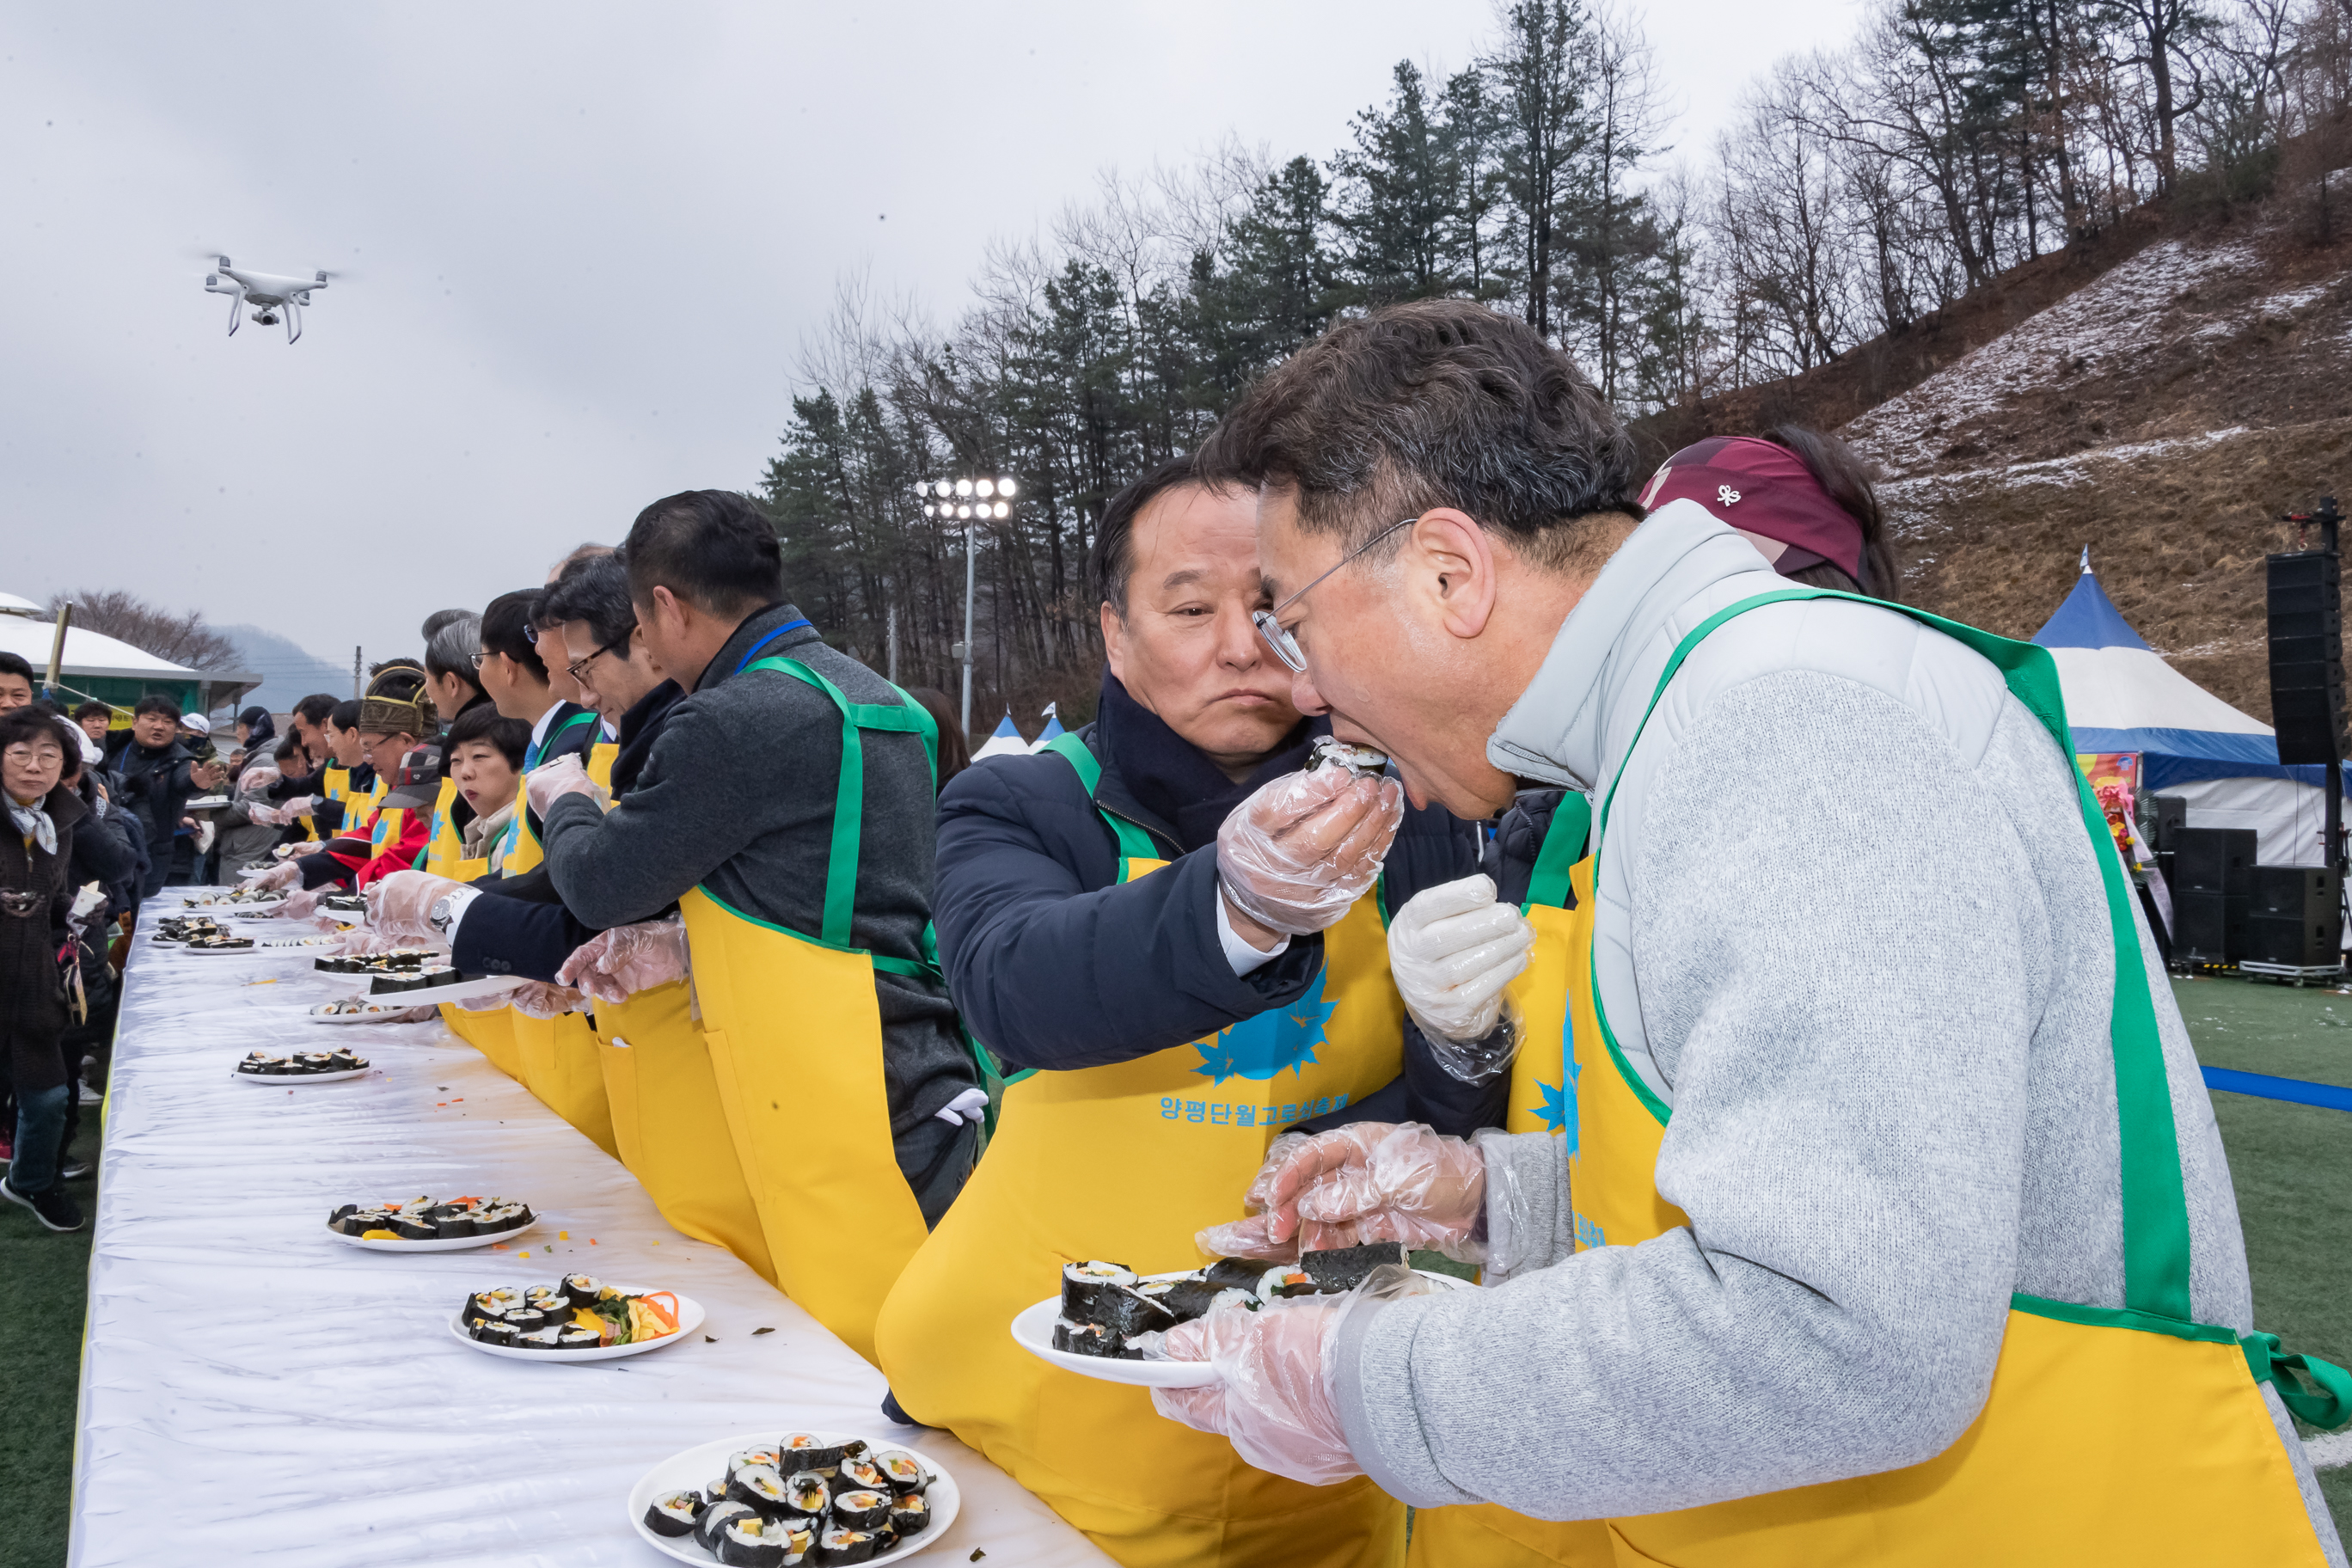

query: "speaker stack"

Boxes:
[2170, 827, 2255, 965]
[2266, 549, 2344, 766]
[2243, 866, 2343, 967]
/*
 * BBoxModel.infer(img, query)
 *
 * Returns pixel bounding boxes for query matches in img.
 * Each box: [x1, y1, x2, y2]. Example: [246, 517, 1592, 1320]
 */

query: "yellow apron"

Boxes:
[682, 652, 948, 1365]
[315, 763, 351, 844]
[590, 978, 777, 1281]
[875, 732, 1409, 1568]
[415, 777, 526, 1081]
[500, 707, 603, 875]
[1409, 798, 1620, 1568]
[1538, 590, 2347, 1566]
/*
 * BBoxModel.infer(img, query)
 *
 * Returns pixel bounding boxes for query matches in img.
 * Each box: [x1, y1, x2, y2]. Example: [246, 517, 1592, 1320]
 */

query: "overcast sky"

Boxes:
[1, 0, 1860, 678]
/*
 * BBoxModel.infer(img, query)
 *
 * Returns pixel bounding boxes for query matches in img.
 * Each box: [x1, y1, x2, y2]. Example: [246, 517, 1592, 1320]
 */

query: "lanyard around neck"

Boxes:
[732, 617, 813, 677]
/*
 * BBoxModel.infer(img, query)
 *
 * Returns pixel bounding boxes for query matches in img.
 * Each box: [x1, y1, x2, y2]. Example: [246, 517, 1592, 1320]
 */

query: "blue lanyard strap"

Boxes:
[732, 618, 813, 677]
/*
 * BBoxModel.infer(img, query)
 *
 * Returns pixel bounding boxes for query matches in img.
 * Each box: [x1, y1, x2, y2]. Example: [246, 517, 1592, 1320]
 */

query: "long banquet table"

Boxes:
[70, 891, 1117, 1568]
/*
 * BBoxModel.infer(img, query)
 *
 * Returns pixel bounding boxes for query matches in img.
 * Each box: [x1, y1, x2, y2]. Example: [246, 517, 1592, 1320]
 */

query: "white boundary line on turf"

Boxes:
[2307, 1431, 2352, 1470]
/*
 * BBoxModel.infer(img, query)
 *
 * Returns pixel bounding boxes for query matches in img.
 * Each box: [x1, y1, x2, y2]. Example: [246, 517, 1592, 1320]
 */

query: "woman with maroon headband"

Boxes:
[1633, 425, 1901, 600]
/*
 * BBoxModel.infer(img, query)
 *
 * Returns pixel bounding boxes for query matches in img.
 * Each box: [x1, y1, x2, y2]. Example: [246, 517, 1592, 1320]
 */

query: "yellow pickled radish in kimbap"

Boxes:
[716, 1512, 794, 1568]
[643, 1488, 701, 1538]
[839, 1457, 889, 1494]
[560, 1272, 601, 1308]
[784, 1470, 830, 1516]
[814, 1526, 882, 1565]
[831, 1490, 890, 1531]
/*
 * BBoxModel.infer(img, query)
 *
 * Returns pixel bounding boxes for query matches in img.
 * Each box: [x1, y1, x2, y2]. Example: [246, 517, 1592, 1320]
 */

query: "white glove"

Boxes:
[524, 754, 607, 817]
[243, 803, 288, 828]
[282, 795, 319, 818]
[1387, 874, 1534, 1079]
[248, 861, 303, 892]
[1216, 766, 1404, 937]
[238, 767, 283, 794]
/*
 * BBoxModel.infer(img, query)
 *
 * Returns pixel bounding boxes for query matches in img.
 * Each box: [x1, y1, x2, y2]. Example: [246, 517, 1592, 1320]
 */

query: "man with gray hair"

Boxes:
[1150, 299, 2347, 1566]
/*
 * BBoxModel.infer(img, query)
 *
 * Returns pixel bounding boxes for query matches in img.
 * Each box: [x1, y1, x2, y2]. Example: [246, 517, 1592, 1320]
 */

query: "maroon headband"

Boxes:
[1637, 437, 1865, 584]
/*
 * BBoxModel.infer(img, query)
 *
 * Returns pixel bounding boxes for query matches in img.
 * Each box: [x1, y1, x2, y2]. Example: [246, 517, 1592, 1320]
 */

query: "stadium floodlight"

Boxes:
[936, 480, 953, 499]
[998, 476, 1018, 498]
[994, 501, 1010, 519]
[955, 478, 974, 497]
[976, 478, 996, 498]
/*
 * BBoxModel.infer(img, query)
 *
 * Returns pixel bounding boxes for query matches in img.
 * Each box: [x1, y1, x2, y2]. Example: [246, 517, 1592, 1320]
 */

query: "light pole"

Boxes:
[917, 473, 1019, 739]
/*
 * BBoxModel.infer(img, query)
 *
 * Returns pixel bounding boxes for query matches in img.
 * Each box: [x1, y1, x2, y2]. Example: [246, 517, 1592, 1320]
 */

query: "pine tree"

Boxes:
[1330, 61, 1464, 305]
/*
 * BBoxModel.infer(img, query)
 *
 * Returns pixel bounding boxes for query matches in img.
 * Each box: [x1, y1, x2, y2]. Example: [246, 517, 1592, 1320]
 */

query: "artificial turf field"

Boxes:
[3, 977, 2349, 1565]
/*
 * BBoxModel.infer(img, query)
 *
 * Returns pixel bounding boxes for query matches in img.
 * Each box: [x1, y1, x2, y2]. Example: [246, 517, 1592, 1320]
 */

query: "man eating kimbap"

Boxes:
[871, 453, 1541, 1568]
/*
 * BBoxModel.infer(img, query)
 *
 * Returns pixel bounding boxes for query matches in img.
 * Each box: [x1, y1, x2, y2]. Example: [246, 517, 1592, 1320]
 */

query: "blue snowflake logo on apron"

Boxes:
[1193, 971, 1337, 1084]
[1533, 1015, 1580, 1150]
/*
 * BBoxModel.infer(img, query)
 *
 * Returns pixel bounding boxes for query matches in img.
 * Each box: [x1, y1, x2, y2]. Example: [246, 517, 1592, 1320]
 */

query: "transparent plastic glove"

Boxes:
[1149, 1265, 1441, 1485]
[1195, 1133, 1313, 1261]
[1387, 873, 1534, 1079]
[366, 870, 469, 944]
[238, 767, 282, 794]
[246, 861, 303, 892]
[243, 802, 288, 828]
[390, 1005, 442, 1024]
[1201, 1121, 1489, 1264]
[277, 886, 327, 922]
[524, 753, 603, 817]
[280, 795, 318, 818]
[1216, 766, 1405, 937]
[508, 982, 584, 1020]
[556, 917, 689, 1003]
[331, 922, 404, 957]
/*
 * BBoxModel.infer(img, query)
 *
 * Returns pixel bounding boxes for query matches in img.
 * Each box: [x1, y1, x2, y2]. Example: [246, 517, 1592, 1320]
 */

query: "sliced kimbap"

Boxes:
[1258, 1265, 1318, 1300]
[1052, 1319, 1125, 1357]
[728, 1463, 791, 1516]
[389, 1216, 438, 1240]
[560, 1272, 602, 1308]
[695, 1500, 757, 1552]
[326, 1049, 366, 1072]
[813, 1526, 880, 1565]
[1063, 1280, 1175, 1337]
[328, 1203, 358, 1226]
[831, 1490, 890, 1531]
[1058, 1260, 1136, 1320]
[838, 1458, 888, 1494]
[432, 1212, 478, 1239]
[871, 1449, 927, 1496]
[782, 1471, 830, 1518]
[728, 1448, 784, 1477]
[554, 1324, 603, 1350]
[1156, 1277, 1234, 1321]
[470, 1286, 524, 1316]
[716, 1513, 790, 1567]
[514, 1326, 565, 1351]
[469, 1317, 518, 1348]
[780, 1434, 845, 1474]
[644, 1488, 703, 1538]
[1202, 1259, 1263, 1291]
[370, 972, 427, 994]
[887, 1491, 929, 1535]
[1298, 1240, 1408, 1294]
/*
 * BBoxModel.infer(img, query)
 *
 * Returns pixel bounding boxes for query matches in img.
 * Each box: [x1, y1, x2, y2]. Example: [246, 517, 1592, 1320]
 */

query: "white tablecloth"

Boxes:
[70, 892, 1116, 1568]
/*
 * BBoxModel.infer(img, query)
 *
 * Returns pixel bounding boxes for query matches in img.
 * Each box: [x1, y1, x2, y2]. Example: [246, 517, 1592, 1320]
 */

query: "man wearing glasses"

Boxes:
[1145, 300, 2346, 1567]
[873, 453, 1537, 1568]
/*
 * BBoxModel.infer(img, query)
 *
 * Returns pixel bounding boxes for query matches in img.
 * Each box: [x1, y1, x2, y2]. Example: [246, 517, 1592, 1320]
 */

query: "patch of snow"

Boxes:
[1877, 426, 2253, 494]
[1846, 238, 2264, 476]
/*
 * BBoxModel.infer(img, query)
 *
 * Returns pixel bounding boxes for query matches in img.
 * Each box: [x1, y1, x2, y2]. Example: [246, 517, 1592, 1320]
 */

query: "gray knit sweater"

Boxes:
[1328, 503, 2343, 1559]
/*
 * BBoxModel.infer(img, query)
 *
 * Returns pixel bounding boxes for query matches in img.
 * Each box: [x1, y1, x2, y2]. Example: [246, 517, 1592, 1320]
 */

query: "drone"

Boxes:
[202, 256, 334, 344]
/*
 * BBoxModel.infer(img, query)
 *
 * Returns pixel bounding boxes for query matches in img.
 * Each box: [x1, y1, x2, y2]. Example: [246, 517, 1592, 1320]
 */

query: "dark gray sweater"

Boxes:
[539, 603, 978, 1209]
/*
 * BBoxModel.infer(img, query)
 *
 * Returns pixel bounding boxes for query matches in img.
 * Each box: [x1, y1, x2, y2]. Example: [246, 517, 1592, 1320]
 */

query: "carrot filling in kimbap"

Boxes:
[872, 1449, 926, 1495]
[889, 1493, 929, 1534]
[644, 1489, 701, 1537]
[785, 1473, 829, 1515]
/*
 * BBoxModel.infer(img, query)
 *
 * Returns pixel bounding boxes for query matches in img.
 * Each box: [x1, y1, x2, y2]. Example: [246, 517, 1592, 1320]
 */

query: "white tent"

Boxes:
[971, 712, 1030, 763]
[1029, 701, 1067, 751]
[0, 594, 260, 718]
[2033, 555, 2343, 867]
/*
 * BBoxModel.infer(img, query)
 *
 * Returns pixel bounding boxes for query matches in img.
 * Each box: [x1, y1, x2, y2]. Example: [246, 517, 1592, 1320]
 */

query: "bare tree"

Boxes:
[50, 590, 242, 671]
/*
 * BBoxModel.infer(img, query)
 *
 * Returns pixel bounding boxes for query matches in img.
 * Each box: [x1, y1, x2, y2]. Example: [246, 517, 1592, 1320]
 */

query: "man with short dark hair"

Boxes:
[529, 489, 980, 1357]
[875, 454, 1521, 1568]
[115, 695, 224, 895]
[542, 553, 677, 793]
[0, 652, 36, 711]
[475, 589, 599, 864]
[1147, 299, 2347, 1566]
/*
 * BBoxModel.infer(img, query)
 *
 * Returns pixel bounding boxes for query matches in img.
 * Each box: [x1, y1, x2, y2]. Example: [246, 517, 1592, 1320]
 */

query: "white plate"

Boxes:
[308, 1003, 425, 1026]
[179, 894, 285, 912]
[449, 1289, 704, 1362]
[181, 941, 274, 955]
[328, 1215, 537, 1251]
[1011, 1267, 1473, 1387]
[352, 972, 520, 1008]
[628, 1429, 959, 1566]
[233, 1064, 371, 1084]
[182, 795, 231, 810]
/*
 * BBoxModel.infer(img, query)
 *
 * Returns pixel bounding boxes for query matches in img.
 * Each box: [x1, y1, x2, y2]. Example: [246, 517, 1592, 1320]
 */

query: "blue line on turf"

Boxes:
[2202, 1066, 2352, 1113]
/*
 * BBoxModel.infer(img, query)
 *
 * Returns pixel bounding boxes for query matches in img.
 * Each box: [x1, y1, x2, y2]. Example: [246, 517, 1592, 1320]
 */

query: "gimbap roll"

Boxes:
[839, 1439, 869, 1460]
[1063, 1280, 1175, 1337]
[471, 1287, 524, 1316]
[504, 1306, 550, 1334]
[644, 1488, 703, 1538]
[1058, 1260, 1136, 1320]
[420, 965, 462, 988]
[705, 1478, 731, 1508]
[1052, 1319, 1125, 1357]
[469, 1317, 518, 1347]
[813, 1526, 880, 1565]
[1258, 1264, 1318, 1300]
[780, 1434, 845, 1474]
[1298, 1240, 1407, 1294]
[432, 1212, 478, 1239]
[326, 1049, 365, 1072]
[838, 1458, 888, 1495]
[1157, 1277, 1234, 1321]
[887, 1492, 929, 1536]
[728, 1448, 784, 1477]
[389, 1216, 438, 1241]
[560, 1272, 602, 1308]
[715, 1514, 789, 1568]
[871, 1449, 927, 1496]
[515, 1326, 566, 1351]
[1204, 1257, 1265, 1292]
[728, 1464, 791, 1516]
[554, 1324, 602, 1350]
[831, 1490, 890, 1531]
[695, 1500, 757, 1552]
[782, 1471, 830, 1518]
[370, 972, 426, 994]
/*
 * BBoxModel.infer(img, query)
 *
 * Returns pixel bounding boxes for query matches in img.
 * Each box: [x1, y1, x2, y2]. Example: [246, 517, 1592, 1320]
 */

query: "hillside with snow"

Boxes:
[1834, 222, 2352, 721]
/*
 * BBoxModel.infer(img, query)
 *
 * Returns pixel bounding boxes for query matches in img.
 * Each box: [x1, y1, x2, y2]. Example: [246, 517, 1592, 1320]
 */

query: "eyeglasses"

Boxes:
[566, 635, 629, 685]
[1252, 518, 1419, 674]
[469, 651, 487, 669]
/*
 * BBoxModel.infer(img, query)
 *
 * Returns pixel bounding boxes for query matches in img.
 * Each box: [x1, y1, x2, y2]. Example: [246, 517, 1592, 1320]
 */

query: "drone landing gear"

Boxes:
[282, 297, 301, 345]
[226, 291, 242, 337]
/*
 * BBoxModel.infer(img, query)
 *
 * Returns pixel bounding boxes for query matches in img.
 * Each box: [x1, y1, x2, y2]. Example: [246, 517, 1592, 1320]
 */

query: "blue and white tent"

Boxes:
[1029, 701, 1066, 751]
[972, 711, 1031, 763]
[2034, 552, 2347, 865]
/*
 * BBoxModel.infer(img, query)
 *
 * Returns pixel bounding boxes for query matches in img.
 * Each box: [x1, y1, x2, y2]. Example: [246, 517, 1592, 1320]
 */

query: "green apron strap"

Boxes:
[1044, 732, 1162, 869]
[1522, 793, 1591, 914]
[2245, 1332, 2352, 1428]
[1593, 585, 2196, 1322]
[744, 656, 865, 946]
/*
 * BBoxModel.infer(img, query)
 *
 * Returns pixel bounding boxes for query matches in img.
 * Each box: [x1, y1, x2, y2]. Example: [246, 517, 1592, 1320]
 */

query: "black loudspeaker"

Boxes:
[2171, 828, 2257, 894]
[2268, 550, 2344, 766]
[2147, 794, 2188, 853]
[2173, 891, 2248, 964]
[2242, 866, 2343, 966]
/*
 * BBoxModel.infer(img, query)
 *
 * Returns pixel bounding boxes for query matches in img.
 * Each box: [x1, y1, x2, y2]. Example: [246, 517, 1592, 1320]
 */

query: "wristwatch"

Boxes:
[428, 894, 459, 938]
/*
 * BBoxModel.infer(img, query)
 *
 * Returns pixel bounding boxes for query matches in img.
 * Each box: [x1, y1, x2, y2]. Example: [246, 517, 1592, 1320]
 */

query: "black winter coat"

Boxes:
[2, 781, 88, 1093]
[933, 674, 1508, 1136]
